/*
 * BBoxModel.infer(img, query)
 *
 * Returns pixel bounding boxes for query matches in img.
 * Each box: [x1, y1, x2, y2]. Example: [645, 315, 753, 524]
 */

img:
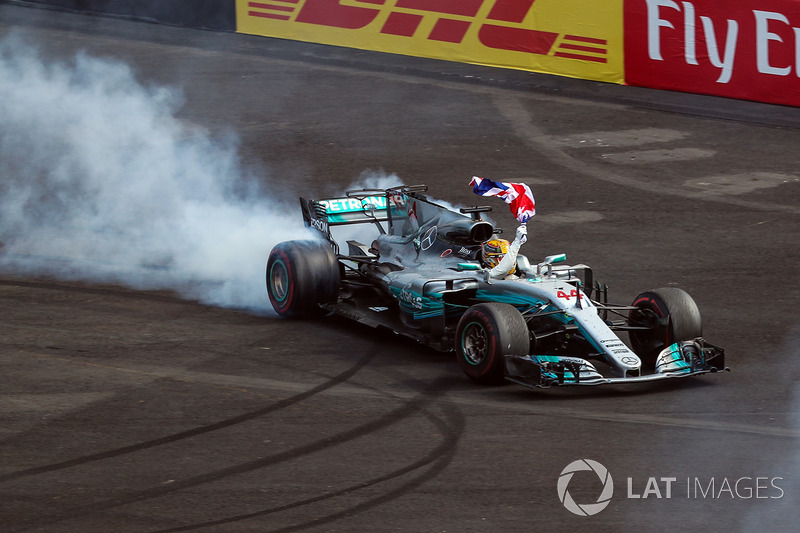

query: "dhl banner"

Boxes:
[236, 0, 624, 84]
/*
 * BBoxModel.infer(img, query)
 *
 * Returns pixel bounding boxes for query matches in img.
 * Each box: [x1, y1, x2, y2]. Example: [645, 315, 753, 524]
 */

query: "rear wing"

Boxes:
[300, 194, 390, 228]
[299, 195, 388, 254]
[300, 184, 429, 239]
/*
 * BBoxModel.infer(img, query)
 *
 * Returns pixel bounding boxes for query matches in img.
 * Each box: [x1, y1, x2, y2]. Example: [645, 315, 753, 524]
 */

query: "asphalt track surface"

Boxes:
[2, 4, 800, 532]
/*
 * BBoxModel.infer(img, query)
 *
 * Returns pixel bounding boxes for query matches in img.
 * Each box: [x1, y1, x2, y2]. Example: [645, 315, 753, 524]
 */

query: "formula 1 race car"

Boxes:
[266, 185, 726, 388]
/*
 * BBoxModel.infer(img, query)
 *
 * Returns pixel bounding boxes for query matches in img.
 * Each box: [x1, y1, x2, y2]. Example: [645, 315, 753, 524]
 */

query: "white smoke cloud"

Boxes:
[0, 34, 314, 313]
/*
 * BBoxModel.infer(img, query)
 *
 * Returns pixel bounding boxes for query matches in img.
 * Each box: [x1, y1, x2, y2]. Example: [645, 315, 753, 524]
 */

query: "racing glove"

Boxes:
[515, 224, 528, 245]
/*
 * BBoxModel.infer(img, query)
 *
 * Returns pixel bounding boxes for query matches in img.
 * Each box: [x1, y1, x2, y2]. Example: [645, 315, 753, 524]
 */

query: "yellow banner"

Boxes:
[236, 0, 622, 83]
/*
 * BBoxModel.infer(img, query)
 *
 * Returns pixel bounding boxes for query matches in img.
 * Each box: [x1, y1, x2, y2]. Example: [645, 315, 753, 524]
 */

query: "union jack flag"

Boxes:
[470, 176, 536, 223]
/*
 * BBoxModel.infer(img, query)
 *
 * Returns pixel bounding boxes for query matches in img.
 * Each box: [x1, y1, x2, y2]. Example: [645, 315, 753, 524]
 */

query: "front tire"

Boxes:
[628, 288, 702, 366]
[267, 240, 340, 317]
[456, 303, 530, 385]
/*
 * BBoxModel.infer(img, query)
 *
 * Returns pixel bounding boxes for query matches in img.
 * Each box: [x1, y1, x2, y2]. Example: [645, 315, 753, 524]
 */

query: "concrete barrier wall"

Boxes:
[8, 0, 236, 31]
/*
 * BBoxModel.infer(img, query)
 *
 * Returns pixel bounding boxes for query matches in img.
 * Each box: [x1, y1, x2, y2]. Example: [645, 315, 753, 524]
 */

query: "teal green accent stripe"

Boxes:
[390, 286, 444, 320]
[475, 289, 543, 308]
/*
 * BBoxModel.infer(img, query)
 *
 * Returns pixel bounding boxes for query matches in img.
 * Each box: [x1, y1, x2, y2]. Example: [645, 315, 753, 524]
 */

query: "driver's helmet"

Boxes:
[482, 238, 514, 274]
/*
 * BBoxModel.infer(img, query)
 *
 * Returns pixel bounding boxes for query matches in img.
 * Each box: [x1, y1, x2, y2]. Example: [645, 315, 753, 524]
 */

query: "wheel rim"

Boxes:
[270, 260, 289, 302]
[462, 322, 488, 365]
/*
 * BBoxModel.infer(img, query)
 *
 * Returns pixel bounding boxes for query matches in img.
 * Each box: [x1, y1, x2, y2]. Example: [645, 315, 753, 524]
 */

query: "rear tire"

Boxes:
[456, 303, 529, 385]
[267, 240, 340, 317]
[628, 288, 702, 366]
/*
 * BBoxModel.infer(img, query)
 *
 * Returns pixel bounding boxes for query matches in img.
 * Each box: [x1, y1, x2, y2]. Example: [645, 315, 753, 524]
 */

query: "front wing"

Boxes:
[504, 339, 727, 388]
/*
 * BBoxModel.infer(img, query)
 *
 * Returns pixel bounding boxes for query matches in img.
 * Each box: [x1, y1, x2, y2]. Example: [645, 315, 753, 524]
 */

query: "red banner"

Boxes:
[625, 0, 800, 106]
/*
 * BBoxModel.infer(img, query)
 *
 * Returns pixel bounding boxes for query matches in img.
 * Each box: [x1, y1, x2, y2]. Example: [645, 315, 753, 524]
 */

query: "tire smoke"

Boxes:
[0, 35, 314, 313]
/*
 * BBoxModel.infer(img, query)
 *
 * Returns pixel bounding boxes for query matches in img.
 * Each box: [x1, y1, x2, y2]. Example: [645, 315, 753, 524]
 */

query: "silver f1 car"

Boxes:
[266, 185, 726, 388]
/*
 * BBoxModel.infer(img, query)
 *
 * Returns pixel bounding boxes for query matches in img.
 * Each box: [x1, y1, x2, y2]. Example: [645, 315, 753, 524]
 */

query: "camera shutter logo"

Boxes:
[557, 459, 614, 516]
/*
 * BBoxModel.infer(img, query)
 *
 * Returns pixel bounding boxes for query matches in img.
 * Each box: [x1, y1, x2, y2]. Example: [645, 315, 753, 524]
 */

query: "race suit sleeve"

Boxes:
[488, 225, 527, 279]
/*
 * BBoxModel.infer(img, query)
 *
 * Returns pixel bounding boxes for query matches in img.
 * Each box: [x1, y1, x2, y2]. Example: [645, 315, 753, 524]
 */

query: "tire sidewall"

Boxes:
[458, 308, 501, 382]
[629, 288, 702, 363]
[456, 303, 528, 385]
[266, 240, 339, 317]
[267, 248, 296, 315]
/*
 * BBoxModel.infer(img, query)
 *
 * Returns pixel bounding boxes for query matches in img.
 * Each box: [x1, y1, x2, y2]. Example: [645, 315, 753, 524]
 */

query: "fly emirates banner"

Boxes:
[625, 0, 800, 107]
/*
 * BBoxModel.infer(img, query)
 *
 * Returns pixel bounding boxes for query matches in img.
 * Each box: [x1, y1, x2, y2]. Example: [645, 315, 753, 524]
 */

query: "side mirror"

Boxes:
[544, 253, 567, 265]
[537, 253, 567, 276]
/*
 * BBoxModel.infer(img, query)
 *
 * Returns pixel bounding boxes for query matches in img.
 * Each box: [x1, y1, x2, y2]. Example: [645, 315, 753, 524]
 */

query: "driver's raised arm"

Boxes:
[488, 224, 527, 279]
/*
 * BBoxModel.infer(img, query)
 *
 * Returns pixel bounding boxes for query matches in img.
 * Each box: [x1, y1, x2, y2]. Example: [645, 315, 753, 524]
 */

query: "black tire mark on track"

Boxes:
[8, 375, 462, 532]
[0, 348, 379, 484]
[151, 392, 465, 532]
[272, 448, 456, 533]
[270, 399, 464, 533]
